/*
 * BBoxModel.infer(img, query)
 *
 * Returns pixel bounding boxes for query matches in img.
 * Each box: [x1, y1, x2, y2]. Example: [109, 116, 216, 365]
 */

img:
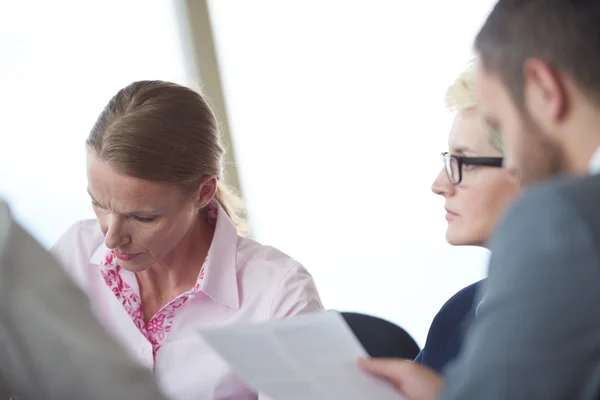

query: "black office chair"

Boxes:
[341, 311, 421, 359]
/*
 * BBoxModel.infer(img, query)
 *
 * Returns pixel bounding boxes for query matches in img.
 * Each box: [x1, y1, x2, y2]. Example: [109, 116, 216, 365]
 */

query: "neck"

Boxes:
[561, 99, 600, 174]
[136, 217, 214, 298]
[563, 133, 600, 175]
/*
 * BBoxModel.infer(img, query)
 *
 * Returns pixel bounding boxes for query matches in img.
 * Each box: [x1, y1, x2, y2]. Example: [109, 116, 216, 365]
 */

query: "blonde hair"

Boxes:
[445, 60, 478, 112]
[444, 60, 504, 154]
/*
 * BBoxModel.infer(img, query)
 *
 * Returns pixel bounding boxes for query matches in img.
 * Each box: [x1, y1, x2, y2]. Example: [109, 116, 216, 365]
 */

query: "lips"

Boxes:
[114, 251, 138, 261]
[445, 208, 458, 220]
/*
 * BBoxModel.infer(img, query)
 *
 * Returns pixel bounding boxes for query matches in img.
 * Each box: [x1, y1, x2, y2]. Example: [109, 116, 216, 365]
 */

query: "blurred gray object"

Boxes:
[0, 201, 166, 400]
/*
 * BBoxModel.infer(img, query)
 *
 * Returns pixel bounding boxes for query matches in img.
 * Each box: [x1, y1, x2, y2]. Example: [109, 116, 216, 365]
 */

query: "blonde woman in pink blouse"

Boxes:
[51, 80, 323, 400]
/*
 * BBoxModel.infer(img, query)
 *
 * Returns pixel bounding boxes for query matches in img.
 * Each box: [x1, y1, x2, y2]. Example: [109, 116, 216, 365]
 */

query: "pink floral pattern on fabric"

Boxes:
[99, 252, 207, 357]
[98, 202, 218, 358]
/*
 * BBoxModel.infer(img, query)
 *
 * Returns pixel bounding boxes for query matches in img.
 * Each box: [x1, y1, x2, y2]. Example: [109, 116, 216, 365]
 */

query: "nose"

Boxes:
[103, 215, 130, 250]
[431, 168, 456, 197]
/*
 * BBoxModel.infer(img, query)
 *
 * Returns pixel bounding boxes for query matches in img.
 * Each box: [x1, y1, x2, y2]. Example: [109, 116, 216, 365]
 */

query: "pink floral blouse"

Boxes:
[51, 201, 323, 400]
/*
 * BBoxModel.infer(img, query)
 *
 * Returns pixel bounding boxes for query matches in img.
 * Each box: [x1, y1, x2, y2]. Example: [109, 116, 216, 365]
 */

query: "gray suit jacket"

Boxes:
[0, 202, 166, 399]
[440, 174, 600, 399]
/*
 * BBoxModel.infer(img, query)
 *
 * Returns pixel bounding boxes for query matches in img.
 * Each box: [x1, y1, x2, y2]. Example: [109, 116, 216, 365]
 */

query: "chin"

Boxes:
[446, 231, 477, 247]
[118, 262, 150, 273]
[115, 254, 148, 270]
[446, 237, 464, 246]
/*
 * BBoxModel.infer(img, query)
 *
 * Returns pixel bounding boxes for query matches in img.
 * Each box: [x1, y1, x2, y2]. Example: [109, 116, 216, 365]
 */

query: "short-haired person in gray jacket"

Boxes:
[361, 1, 600, 399]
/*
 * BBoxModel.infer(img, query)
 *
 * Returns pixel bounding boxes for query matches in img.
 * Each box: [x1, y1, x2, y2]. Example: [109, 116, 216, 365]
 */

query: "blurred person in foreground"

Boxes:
[0, 200, 166, 399]
[361, 1, 600, 399]
[416, 62, 520, 373]
[51, 80, 323, 399]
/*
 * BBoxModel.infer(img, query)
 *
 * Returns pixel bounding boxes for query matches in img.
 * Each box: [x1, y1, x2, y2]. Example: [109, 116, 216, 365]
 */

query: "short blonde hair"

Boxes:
[444, 60, 504, 154]
[445, 60, 477, 112]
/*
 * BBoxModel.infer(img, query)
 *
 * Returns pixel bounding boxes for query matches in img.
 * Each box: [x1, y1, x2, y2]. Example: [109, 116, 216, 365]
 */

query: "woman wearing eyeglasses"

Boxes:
[415, 63, 521, 373]
[359, 62, 522, 399]
[359, 62, 521, 397]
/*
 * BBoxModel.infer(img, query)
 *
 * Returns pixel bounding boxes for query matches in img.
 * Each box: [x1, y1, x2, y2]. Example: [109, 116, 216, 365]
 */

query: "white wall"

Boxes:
[208, 0, 496, 344]
[0, 1, 193, 247]
[1, 0, 497, 345]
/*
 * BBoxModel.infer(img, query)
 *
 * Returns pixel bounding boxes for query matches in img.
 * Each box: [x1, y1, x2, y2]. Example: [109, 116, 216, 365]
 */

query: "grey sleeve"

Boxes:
[0, 213, 167, 399]
[440, 187, 600, 400]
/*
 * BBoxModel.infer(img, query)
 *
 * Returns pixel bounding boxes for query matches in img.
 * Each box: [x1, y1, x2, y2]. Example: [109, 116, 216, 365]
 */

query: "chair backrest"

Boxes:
[341, 311, 420, 359]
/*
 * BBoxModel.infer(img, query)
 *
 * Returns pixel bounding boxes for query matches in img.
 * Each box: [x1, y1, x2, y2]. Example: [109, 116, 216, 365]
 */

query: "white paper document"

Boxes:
[198, 311, 405, 400]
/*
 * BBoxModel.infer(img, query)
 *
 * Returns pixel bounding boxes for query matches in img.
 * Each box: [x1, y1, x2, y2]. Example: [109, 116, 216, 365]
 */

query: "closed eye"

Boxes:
[91, 200, 106, 209]
[91, 201, 155, 223]
[132, 215, 156, 223]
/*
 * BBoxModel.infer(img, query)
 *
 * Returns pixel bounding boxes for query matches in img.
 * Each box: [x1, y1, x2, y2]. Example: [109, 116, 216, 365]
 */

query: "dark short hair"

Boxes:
[475, 0, 600, 108]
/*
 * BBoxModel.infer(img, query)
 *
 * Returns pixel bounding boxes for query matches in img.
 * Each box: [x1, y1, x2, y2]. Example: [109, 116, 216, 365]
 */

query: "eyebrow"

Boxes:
[86, 189, 159, 217]
[451, 146, 477, 155]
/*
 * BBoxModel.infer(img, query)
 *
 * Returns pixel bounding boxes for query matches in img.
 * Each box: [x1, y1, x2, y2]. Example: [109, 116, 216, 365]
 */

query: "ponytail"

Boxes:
[214, 181, 248, 236]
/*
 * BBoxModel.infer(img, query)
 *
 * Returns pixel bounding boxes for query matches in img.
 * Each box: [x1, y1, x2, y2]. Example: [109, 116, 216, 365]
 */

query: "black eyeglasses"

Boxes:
[442, 152, 503, 185]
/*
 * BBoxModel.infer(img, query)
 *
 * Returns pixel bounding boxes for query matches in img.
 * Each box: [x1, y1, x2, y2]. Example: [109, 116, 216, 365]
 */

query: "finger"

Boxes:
[358, 358, 411, 381]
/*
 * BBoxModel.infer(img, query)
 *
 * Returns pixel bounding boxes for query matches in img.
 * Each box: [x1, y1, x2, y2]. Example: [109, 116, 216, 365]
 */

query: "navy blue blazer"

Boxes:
[415, 279, 484, 374]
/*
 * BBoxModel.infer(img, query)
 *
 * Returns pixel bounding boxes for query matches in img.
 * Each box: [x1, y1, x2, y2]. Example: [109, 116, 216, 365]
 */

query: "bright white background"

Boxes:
[1, 1, 495, 344]
[0, 1, 193, 246]
[208, 0, 496, 343]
